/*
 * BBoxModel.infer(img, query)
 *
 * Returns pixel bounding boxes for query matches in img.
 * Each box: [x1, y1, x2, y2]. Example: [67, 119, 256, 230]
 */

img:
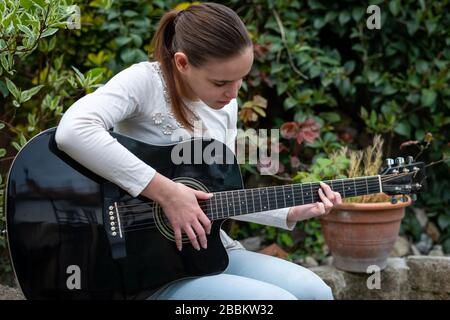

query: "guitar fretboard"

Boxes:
[203, 176, 381, 220]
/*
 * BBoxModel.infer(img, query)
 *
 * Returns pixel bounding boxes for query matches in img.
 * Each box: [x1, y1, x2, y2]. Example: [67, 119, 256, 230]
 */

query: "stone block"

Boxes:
[407, 256, 450, 295]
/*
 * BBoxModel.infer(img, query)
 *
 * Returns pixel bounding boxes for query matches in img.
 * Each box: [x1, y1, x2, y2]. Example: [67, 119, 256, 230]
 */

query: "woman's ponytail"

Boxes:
[150, 3, 252, 130]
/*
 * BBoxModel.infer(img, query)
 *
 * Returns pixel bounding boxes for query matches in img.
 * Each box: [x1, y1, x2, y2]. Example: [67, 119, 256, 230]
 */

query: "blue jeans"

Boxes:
[149, 249, 334, 300]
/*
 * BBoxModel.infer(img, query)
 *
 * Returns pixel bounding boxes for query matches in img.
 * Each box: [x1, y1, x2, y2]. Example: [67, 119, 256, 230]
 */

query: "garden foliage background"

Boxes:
[0, 0, 449, 285]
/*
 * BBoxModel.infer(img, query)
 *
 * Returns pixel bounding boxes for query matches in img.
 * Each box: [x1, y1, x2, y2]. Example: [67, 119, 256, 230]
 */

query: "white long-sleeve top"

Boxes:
[55, 61, 295, 250]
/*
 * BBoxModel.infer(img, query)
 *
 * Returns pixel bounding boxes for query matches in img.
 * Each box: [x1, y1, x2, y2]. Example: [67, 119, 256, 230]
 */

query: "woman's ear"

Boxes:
[173, 52, 190, 74]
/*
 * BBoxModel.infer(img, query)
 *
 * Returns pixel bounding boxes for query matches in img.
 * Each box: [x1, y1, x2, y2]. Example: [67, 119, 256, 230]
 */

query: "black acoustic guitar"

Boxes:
[5, 127, 426, 299]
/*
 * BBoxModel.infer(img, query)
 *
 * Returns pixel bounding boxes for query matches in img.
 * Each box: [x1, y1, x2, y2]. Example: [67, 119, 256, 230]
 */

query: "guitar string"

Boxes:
[117, 171, 416, 230]
[119, 179, 383, 219]
[115, 171, 416, 212]
[118, 171, 414, 215]
[119, 171, 418, 232]
[58, 171, 417, 234]
[76, 179, 383, 234]
[118, 179, 400, 232]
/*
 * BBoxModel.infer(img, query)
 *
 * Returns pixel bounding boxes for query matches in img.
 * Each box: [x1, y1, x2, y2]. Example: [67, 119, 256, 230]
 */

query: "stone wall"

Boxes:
[310, 256, 450, 300]
[1, 255, 449, 300]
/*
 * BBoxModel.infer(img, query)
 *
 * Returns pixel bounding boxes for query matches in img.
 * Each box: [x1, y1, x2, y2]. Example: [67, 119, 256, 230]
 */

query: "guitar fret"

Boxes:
[231, 191, 237, 216]
[225, 192, 230, 217]
[273, 186, 278, 209]
[251, 189, 256, 213]
[292, 184, 298, 206]
[238, 190, 245, 215]
[353, 178, 357, 196]
[236, 190, 240, 216]
[216, 192, 220, 219]
[243, 190, 249, 215]
[265, 187, 270, 210]
[214, 193, 218, 219]
[282, 186, 287, 208]
[341, 179, 346, 197]
[206, 197, 211, 219]
[222, 192, 226, 217]
[291, 184, 295, 207]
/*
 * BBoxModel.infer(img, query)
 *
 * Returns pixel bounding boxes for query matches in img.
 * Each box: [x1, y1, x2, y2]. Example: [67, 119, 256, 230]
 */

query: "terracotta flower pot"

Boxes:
[319, 197, 412, 273]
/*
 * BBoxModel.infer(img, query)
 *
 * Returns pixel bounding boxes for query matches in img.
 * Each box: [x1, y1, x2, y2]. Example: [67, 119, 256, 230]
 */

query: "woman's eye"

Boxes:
[214, 82, 226, 87]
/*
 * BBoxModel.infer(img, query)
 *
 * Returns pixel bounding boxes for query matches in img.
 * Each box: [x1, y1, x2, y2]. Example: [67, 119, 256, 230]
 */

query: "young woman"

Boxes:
[55, 3, 341, 300]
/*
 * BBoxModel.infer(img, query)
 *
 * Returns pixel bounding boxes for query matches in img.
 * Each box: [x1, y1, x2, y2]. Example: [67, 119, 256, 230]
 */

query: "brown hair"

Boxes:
[150, 2, 252, 130]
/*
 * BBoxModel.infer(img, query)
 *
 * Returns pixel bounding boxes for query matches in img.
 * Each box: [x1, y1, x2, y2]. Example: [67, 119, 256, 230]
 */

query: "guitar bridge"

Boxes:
[103, 182, 127, 260]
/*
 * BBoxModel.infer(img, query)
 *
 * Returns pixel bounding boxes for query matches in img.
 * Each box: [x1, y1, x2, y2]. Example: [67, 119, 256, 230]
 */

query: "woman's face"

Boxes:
[174, 46, 254, 109]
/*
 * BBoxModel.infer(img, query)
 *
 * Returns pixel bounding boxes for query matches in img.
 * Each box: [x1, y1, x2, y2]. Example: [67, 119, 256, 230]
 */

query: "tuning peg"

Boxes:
[395, 157, 405, 166]
[400, 195, 409, 202]
[406, 156, 414, 164]
[390, 196, 398, 204]
[385, 158, 394, 168]
[411, 194, 417, 201]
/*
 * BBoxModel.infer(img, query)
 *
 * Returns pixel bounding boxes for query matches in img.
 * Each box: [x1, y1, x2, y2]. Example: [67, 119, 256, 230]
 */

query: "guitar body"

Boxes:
[6, 128, 243, 299]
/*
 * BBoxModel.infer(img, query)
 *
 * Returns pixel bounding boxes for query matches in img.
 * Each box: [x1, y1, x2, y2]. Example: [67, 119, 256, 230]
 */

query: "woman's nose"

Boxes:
[224, 81, 242, 99]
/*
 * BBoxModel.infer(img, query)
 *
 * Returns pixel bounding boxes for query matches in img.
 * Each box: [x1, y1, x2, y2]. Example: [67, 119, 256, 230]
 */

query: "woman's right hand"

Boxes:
[141, 173, 213, 251]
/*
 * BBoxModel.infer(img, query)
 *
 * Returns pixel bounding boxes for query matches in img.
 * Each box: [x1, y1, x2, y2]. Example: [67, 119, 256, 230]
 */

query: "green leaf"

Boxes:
[313, 17, 326, 29]
[394, 121, 411, 137]
[425, 20, 437, 35]
[0, 123, 5, 130]
[415, 60, 428, 74]
[20, 0, 33, 9]
[284, 97, 297, 110]
[0, 148, 6, 157]
[0, 53, 12, 72]
[324, 12, 337, 23]
[18, 24, 33, 37]
[351, 7, 364, 21]
[420, 89, 437, 107]
[130, 34, 143, 47]
[319, 112, 341, 123]
[72, 66, 85, 83]
[12, 142, 21, 151]
[316, 158, 332, 167]
[115, 36, 132, 47]
[360, 107, 368, 119]
[5, 78, 20, 99]
[406, 21, 419, 36]
[338, 11, 351, 25]
[123, 10, 138, 18]
[41, 28, 58, 38]
[19, 133, 27, 147]
[279, 232, 293, 247]
[438, 214, 450, 230]
[120, 48, 147, 64]
[369, 110, 377, 127]
[388, 0, 400, 16]
[276, 82, 288, 96]
[270, 62, 284, 74]
[415, 129, 424, 141]
[32, 0, 46, 8]
[20, 85, 44, 103]
[0, 80, 8, 98]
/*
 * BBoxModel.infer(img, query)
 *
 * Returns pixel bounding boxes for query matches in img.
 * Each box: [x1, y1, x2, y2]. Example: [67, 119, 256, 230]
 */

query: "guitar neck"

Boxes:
[205, 175, 382, 220]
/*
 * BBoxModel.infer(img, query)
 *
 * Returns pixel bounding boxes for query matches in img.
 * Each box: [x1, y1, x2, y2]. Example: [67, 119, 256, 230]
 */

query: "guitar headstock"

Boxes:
[379, 156, 427, 202]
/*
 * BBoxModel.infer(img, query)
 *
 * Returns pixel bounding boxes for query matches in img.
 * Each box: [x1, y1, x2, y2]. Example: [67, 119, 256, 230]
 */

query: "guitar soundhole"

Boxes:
[153, 177, 211, 244]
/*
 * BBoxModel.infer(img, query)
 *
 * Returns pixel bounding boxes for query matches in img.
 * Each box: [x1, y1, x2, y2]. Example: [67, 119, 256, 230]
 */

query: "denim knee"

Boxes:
[287, 272, 334, 300]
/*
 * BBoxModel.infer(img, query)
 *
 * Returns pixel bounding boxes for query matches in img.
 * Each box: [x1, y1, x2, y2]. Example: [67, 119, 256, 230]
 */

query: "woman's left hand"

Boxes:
[287, 182, 342, 226]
